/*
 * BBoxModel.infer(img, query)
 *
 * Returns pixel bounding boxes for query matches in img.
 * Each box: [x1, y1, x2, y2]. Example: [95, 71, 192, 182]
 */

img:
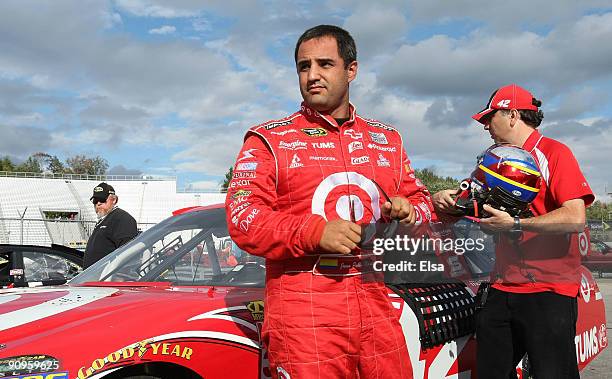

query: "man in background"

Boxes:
[84, 182, 137, 268]
[433, 84, 593, 378]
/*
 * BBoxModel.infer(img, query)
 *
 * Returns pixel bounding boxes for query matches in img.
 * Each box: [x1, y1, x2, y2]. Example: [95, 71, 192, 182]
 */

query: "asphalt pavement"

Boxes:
[581, 275, 612, 378]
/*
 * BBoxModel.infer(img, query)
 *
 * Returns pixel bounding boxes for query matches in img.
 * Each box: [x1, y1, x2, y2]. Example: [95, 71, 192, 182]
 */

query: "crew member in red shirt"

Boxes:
[434, 84, 594, 379]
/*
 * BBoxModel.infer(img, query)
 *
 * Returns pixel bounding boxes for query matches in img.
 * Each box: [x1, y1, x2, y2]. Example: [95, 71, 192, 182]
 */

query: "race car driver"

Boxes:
[225, 25, 434, 378]
[433, 84, 594, 378]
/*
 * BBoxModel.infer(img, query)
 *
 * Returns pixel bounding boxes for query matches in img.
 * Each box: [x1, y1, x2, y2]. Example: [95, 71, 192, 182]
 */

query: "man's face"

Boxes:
[296, 36, 357, 118]
[483, 111, 512, 144]
[93, 196, 115, 218]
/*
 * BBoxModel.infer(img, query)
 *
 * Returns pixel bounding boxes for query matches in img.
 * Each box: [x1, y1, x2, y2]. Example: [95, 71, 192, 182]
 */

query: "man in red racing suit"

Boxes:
[225, 25, 434, 378]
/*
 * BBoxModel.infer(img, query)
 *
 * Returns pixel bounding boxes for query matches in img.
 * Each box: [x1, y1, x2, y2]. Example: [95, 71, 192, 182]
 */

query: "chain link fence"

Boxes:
[0, 217, 156, 249]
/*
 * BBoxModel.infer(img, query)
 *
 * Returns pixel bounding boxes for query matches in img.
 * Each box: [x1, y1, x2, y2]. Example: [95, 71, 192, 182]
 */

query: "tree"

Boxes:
[0, 156, 15, 171]
[29, 152, 67, 174]
[47, 155, 67, 174]
[15, 156, 42, 173]
[414, 167, 461, 194]
[587, 201, 610, 221]
[221, 167, 233, 193]
[66, 155, 109, 175]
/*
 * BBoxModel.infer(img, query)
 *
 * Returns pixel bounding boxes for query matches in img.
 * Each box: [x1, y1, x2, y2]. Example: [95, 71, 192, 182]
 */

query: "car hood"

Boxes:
[0, 284, 263, 357]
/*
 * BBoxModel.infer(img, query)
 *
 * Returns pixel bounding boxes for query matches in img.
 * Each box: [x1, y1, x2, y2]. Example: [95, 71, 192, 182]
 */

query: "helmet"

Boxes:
[456, 144, 541, 218]
[471, 144, 541, 203]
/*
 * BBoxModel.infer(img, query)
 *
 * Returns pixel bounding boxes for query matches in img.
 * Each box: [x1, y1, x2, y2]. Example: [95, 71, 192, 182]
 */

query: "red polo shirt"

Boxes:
[491, 130, 594, 297]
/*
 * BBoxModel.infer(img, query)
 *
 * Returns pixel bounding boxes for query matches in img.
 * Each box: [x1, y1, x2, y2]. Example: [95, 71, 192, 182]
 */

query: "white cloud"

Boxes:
[0, 0, 609, 201]
[148, 25, 176, 35]
[114, 0, 201, 18]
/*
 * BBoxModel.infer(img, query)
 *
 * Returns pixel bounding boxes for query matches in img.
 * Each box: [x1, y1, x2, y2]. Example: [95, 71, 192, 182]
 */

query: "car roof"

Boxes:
[172, 203, 224, 216]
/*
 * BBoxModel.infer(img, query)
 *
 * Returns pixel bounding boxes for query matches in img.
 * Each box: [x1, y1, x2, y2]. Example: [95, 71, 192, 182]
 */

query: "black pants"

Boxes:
[476, 288, 579, 379]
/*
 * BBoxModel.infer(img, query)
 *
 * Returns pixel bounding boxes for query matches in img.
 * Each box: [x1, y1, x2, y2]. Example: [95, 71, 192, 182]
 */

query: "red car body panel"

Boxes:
[0, 206, 606, 379]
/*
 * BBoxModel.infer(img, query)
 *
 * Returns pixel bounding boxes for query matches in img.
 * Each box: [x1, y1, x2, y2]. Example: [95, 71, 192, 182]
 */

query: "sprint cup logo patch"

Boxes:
[301, 128, 328, 137]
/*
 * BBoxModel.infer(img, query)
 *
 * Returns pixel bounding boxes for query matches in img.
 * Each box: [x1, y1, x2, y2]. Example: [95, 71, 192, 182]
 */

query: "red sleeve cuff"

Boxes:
[301, 215, 327, 254]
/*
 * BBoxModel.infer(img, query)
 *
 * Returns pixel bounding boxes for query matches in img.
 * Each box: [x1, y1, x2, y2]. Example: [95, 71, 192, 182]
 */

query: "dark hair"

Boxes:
[519, 109, 544, 128]
[498, 98, 544, 127]
[294, 25, 357, 68]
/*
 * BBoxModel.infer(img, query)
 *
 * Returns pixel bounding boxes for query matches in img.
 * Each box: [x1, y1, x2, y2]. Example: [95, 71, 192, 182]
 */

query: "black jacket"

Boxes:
[84, 207, 138, 268]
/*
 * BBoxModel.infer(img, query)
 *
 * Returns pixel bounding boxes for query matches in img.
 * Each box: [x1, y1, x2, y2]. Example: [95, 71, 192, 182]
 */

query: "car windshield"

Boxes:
[71, 207, 265, 287]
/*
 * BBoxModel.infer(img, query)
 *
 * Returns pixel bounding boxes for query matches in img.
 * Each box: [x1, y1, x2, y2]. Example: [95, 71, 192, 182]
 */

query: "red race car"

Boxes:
[0, 206, 606, 379]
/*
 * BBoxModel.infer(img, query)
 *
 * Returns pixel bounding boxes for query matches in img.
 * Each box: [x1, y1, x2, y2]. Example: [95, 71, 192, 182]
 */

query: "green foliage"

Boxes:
[0, 153, 108, 175]
[221, 167, 233, 193]
[65, 155, 109, 175]
[15, 156, 42, 173]
[414, 167, 461, 194]
[0, 156, 15, 171]
[587, 200, 610, 221]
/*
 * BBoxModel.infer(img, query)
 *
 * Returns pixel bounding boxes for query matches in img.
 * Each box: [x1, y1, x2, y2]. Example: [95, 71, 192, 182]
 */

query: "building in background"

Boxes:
[0, 172, 225, 248]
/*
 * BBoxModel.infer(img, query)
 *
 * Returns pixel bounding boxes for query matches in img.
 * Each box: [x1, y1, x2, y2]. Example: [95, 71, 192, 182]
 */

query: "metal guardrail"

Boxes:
[0, 171, 176, 181]
[0, 171, 225, 193]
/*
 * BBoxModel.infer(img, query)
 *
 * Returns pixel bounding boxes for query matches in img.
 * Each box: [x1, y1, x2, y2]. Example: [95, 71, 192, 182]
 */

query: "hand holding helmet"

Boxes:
[450, 144, 542, 219]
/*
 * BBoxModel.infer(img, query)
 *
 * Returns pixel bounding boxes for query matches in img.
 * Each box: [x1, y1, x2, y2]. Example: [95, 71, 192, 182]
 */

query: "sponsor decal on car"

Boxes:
[236, 162, 258, 171]
[246, 300, 264, 321]
[368, 131, 388, 145]
[348, 141, 363, 153]
[351, 156, 370, 165]
[231, 190, 252, 199]
[343, 129, 362, 140]
[311, 142, 335, 149]
[367, 143, 396, 152]
[263, 120, 292, 130]
[9, 269, 24, 276]
[0, 355, 61, 377]
[301, 128, 328, 137]
[77, 340, 193, 379]
[278, 141, 307, 150]
[575, 326, 603, 363]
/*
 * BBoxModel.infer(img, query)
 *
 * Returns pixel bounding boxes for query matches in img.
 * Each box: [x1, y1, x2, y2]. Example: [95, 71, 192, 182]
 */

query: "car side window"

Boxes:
[22, 251, 82, 282]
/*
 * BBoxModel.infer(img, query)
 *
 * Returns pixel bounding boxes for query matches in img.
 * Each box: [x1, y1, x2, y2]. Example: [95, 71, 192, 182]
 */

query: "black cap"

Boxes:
[90, 182, 115, 201]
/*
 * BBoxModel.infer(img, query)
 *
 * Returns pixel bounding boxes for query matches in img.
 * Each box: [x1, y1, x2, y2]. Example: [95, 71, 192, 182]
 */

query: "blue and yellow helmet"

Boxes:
[470, 144, 542, 203]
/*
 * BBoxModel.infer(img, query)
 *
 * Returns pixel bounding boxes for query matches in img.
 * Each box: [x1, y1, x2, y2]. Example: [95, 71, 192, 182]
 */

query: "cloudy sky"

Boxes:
[1, 0, 611, 199]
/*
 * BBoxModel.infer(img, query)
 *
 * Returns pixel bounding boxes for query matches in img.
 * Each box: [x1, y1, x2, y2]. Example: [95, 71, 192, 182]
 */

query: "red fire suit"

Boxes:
[225, 102, 434, 378]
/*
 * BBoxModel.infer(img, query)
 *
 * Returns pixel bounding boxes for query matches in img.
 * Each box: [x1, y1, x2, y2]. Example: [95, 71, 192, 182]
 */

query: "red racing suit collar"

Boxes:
[299, 102, 357, 129]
